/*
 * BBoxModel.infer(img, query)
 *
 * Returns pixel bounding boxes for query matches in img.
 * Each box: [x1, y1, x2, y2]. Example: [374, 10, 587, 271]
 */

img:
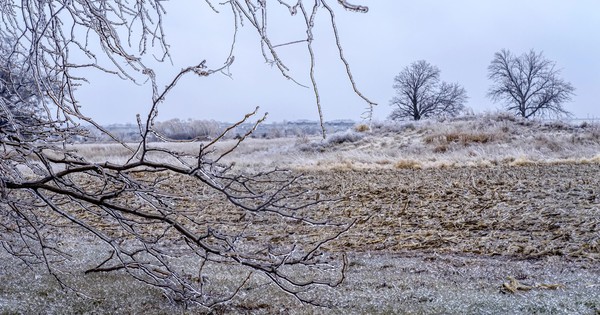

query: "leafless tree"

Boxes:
[389, 60, 467, 121]
[487, 49, 575, 119]
[0, 0, 373, 309]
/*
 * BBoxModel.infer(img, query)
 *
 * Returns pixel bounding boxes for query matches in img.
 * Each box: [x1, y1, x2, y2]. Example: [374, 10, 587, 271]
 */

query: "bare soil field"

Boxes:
[1, 162, 599, 314]
[315, 164, 599, 260]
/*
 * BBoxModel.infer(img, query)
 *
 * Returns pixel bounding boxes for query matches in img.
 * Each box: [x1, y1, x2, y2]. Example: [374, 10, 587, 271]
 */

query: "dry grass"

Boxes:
[354, 123, 371, 133]
[394, 159, 422, 169]
[70, 114, 600, 172]
[423, 131, 498, 145]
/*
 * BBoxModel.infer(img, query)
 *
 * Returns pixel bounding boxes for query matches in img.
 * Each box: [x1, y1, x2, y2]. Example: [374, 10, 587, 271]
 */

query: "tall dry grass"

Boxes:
[71, 113, 600, 171]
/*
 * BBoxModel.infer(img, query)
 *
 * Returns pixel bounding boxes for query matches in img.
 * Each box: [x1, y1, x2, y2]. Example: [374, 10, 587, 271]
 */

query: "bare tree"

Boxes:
[0, 0, 373, 309]
[487, 49, 575, 119]
[389, 60, 467, 121]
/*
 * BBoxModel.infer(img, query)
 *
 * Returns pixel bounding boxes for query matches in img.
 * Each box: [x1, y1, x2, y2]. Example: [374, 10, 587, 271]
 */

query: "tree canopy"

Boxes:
[488, 49, 575, 119]
[389, 60, 467, 121]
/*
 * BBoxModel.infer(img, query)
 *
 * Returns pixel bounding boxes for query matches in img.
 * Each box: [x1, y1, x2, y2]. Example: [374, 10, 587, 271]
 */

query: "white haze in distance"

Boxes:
[76, 1, 600, 124]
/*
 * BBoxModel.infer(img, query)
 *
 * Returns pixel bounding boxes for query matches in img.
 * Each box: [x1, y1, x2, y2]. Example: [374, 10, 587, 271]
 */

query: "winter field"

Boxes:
[1, 114, 600, 314]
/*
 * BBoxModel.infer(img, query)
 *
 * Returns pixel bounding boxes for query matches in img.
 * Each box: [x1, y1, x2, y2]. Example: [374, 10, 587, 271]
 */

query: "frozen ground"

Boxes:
[2, 115, 600, 314]
[1, 248, 598, 314]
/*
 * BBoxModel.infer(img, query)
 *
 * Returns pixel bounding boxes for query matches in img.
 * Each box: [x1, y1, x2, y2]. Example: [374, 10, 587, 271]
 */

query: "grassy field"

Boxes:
[2, 114, 599, 314]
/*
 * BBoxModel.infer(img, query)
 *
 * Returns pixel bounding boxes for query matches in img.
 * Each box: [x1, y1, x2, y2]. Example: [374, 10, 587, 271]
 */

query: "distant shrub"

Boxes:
[591, 125, 600, 142]
[489, 111, 518, 122]
[297, 130, 366, 152]
[354, 123, 370, 133]
[294, 134, 311, 146]
[326, 130, 365, 145]
[542, 121, 573, 132]
[462, 133, 494, 144]
[371, 121, 416, 134]
[296, 141, 326, 152]
[433, 144, 449, 153]
[154, 118, 221, 140]
[534, 135, 562, 152]
[424, 132, 496, 146]
[578, 121, 594, 129]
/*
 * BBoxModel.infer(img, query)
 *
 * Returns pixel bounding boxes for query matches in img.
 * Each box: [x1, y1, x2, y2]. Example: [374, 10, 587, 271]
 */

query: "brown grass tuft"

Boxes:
[394, 159, 422, 169]
[354, 124, 371, 133]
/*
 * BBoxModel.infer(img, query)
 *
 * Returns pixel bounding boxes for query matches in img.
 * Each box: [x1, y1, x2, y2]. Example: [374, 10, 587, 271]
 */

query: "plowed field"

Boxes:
[2, 163, 599, 314]
[306, 163, 599, 260]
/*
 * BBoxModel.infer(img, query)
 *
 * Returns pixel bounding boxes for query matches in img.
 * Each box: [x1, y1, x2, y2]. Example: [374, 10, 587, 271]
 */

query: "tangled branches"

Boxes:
[0, 0, 370, 308]
[2, 106, 354, 305]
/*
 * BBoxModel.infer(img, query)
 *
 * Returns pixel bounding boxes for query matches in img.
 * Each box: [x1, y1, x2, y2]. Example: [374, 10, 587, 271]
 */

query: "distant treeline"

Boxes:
[83, 119, 356, 143]
[80, 116, 599, 143]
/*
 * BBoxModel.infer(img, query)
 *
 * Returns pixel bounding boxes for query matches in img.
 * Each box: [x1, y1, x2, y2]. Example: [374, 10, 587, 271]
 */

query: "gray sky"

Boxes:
[78, 1, 600, 124]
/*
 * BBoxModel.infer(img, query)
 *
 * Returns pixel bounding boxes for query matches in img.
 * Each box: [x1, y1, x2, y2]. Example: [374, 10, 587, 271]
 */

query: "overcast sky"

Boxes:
[77, 1, 600, 124]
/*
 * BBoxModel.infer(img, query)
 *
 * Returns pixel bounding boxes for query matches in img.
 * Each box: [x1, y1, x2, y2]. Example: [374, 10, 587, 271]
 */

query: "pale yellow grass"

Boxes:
[70, 115, 600, 173]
